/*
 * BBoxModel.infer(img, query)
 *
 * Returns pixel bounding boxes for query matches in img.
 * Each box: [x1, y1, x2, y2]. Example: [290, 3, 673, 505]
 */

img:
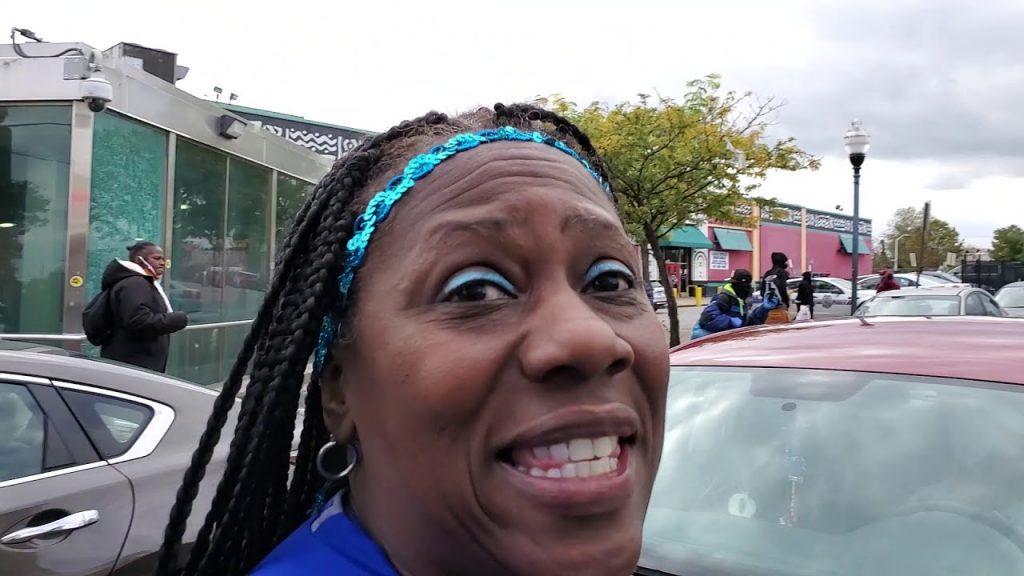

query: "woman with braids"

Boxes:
[156, 104, 670, 576]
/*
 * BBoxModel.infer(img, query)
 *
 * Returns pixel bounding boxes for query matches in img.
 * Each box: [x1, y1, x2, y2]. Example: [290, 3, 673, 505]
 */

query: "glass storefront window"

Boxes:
[275, 173, 314, 257]
[224, 158, 271, 321]
[170, 140, 226, 326]
[0, 106, 71, 334]
[87, 112, 166, 300]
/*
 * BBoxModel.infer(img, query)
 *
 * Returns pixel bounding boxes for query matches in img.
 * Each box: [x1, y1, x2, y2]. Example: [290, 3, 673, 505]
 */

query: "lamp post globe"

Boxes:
[844, 119, 870, 315]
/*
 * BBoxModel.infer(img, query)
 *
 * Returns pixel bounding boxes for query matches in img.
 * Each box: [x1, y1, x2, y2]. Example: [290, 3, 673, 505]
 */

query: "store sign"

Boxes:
[709, 250, 730, 270]
[761, 204, 873, 235]
[233, 112, 373, 160]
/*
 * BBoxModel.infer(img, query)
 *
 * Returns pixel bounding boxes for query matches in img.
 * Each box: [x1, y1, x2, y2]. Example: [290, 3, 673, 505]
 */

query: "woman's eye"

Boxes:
[440, 267, 517, 303]
[584, 260, 636, 293]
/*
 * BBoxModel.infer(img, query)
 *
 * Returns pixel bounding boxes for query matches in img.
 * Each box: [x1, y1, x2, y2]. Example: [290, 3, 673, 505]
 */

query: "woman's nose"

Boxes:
[518, 288, 635, 386]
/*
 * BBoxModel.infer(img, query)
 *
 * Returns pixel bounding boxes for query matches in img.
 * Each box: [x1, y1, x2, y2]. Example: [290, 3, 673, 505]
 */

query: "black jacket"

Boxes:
[760, 252, 791, 307]
[99, 260, 187, 372]
[796, 279, 814, 307]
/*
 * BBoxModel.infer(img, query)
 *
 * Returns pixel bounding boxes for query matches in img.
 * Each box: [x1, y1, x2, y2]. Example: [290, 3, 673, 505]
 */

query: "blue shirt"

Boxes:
[251, 493, 398, 575]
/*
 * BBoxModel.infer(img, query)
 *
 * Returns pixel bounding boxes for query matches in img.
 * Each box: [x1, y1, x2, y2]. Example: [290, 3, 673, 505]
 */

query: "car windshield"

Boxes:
[856, 295, 961, 316]
[996, 287, 1024, 308]
[640, 367, 1024, 576]
[828, 278, 852, 291]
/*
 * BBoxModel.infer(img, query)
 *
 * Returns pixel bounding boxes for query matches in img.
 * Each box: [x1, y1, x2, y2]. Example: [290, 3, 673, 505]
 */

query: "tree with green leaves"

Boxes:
[540, 76, 818, 345]
[990, 225, 1024, 262]
[881, 206, 963, 271]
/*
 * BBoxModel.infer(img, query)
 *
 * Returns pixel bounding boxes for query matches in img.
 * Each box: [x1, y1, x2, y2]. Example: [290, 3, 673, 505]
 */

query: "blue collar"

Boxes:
[252, 493, 398, 575]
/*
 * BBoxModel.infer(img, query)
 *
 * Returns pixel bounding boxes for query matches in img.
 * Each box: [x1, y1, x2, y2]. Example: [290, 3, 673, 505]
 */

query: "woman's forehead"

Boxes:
[382, 141, 615, 224]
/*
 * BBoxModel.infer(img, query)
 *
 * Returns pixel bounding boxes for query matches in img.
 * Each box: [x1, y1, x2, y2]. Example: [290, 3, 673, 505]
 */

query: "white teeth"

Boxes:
[550, 442, 570, 461]
[592, 457, 611, 475]
[575, 461, 592, 478]
[529, 467, 545, 477]
[610, 457, 619, 471]
[532, 446, 551, 460]
[545, 468, 561, 478]
[517, 465, 528, 473]
[569, 438, 595, 461]
[560, 462, 577, 478]
[593, 436, 616, 458]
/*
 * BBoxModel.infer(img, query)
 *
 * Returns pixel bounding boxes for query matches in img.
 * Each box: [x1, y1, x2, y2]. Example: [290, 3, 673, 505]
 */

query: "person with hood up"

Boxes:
[876, 270, 901, 293]
[99, 242, 188, 372]
[761, 252, 791, 309]
[795, 271, 815, 319]
[691, 269, 774, 339]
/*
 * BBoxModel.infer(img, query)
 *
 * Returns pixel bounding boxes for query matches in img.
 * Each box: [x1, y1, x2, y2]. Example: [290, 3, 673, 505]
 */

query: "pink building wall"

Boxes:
[805, 229, 873, 278]
[707, 250, 752, 282]
[759, 224, 802, 275]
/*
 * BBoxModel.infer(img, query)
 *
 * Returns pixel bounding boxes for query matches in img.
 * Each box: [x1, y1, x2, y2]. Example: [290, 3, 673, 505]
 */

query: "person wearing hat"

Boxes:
[691, 269, 774, 339]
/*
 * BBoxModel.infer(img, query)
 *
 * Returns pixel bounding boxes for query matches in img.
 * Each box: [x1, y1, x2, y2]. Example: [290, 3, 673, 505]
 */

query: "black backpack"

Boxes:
[82, 289, 115, 346]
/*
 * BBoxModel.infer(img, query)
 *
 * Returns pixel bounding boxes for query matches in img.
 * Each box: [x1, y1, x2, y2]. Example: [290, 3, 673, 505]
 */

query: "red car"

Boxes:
[638, 317, 1024, 576]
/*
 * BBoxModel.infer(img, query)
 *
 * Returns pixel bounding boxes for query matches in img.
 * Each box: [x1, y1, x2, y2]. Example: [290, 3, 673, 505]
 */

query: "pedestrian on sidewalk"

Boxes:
[91, 242, 188, 372]
[795, 271, 815, 319]
[691, 269, 773, 339]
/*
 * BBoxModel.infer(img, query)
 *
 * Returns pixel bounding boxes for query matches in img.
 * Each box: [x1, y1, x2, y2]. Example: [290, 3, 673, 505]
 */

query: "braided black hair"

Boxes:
[127, 240, 157, 261]
[154, 103, 613, 576]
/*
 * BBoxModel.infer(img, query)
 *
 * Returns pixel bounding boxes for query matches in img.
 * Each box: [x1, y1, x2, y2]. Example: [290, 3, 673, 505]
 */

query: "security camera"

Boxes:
[79, 75, 113, 113]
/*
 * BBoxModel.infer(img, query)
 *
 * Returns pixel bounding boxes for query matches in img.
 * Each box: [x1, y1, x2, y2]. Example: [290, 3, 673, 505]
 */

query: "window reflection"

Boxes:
[170, 140, 226, 325]
[0, 106, 71, 334]
[224, 158, 270, 321]
[275, 173, 314, 259]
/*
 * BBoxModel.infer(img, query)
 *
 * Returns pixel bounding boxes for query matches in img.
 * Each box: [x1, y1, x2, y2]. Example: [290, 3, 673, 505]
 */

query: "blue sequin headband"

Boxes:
[312, 126, 610, 373]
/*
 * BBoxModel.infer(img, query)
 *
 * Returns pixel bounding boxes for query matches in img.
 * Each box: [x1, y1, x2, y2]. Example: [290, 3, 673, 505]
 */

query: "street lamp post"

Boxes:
[893, 233, 909, 272]
[844, 119, 870, 315]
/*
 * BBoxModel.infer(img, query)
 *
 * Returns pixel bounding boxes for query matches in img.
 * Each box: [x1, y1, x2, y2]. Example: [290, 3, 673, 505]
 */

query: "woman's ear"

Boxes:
[321, 359, 357, 443]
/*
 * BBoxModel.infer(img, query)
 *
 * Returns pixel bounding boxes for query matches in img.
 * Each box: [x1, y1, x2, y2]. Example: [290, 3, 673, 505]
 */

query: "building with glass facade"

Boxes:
[1, 41, 332, 384]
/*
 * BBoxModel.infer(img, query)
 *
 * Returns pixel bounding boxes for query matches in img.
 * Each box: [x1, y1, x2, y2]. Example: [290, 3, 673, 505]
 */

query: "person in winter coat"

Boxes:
[760, 252, 791, 309]
[876, 270, 901, 293]
[691, 269, 773, 339]
[100, 242, 188, 372]
[795, 271, 815, 319]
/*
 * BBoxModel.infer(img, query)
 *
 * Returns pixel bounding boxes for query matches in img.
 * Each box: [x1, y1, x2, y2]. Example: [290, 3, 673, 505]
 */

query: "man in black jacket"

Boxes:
[99, 242, 188, 372]
[760, 251, 791, 309]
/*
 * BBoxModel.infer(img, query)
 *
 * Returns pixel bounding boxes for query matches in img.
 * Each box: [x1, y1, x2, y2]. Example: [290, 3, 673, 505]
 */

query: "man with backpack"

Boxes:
[83, 241, 188, 372]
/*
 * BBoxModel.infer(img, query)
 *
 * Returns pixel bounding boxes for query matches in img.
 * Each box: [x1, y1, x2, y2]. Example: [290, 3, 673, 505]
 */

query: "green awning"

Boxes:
[712, 227, 753, 251]
[660, 226, 714, 249]
[839, 234, 870, 254]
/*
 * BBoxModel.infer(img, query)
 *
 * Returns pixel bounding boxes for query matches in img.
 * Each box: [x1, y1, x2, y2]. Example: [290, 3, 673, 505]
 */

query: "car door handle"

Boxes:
[1, 510, 99, 545]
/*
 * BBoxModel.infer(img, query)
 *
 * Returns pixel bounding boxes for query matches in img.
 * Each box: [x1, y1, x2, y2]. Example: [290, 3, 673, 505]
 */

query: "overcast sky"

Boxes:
[9, 0, 1022, 247]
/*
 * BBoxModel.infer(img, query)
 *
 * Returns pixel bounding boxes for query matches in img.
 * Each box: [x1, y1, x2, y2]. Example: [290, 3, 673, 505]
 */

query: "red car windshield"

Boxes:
[640, 366, 1024, 576]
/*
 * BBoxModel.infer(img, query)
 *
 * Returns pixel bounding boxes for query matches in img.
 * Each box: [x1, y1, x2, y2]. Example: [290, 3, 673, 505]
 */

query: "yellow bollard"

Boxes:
[695, 286, 703, 306]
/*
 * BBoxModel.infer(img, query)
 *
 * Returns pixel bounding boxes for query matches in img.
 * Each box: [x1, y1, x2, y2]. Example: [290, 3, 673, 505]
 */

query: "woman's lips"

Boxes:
[494, 405, 640, 514]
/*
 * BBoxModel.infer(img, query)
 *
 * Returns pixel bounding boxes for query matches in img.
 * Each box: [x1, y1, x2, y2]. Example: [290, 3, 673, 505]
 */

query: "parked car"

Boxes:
[995, 281, 1024, 318]
[855, 287, 1006, 318]
[755, 276, 874, 318]
[650, 280, 668, 309]
[638, 317, 1024, 576]
[0, 340, 280, 575]
[858, 272, 967, 291]
[920, 270, 963, 284]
